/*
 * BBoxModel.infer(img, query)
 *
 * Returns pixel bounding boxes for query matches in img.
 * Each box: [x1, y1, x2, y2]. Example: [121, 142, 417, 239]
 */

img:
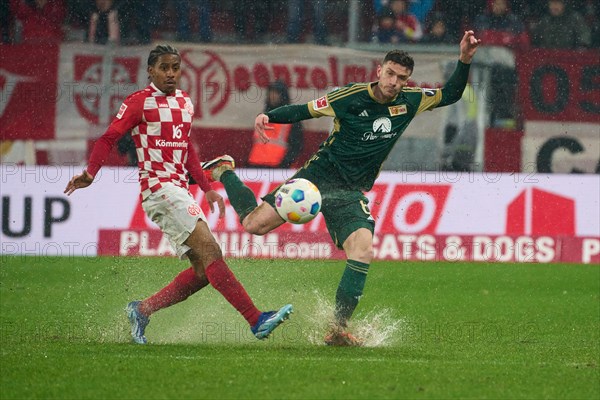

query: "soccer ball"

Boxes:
[275, 178, 322, 224]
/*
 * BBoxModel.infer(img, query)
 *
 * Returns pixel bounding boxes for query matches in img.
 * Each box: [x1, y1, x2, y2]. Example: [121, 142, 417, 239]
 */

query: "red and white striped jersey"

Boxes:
[109, 83, 195, 199]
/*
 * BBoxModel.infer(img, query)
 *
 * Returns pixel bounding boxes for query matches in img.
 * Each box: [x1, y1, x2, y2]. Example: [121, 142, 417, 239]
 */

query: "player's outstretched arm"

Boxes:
[65, 124, 127, 196]
[459, 30, 481, 64]
[255, 104, 313, 143]
[437, 30, 481, 108]
[64, 170, 94, 196]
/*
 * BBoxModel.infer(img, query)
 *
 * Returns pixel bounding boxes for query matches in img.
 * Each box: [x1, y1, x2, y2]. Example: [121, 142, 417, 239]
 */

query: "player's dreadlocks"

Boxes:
[147, 45, 180, 67]
[383, 50, 414, 73]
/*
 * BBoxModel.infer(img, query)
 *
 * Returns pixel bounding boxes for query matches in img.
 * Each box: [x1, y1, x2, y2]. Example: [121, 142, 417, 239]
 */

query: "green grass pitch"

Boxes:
[1, 256, 598, 399]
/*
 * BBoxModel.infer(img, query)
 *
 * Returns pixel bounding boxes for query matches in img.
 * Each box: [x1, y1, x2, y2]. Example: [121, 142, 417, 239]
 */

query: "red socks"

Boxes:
[139, 267, 207, 316]
[204, 258, 261, 327]
[138, 260, 261, 328]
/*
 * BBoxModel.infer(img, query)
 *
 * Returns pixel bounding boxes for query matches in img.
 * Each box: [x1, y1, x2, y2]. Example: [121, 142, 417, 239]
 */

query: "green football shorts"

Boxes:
[263, 156, 375, 249]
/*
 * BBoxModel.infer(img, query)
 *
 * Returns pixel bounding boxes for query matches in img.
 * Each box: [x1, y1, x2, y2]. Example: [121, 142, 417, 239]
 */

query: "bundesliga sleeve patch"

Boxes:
[116, 103, 128, 119]
[313, 96, 329, 111]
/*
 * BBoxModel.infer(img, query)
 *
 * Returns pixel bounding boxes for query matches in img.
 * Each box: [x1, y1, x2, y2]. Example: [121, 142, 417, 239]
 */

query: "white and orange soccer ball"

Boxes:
[275, 178, 322, 224]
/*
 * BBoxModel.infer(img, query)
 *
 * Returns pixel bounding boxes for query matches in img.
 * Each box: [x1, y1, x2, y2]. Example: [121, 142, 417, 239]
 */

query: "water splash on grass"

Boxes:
[112, 290, 405, 346]
[304, 290, 405, 347]
[353, 310, 405, 347]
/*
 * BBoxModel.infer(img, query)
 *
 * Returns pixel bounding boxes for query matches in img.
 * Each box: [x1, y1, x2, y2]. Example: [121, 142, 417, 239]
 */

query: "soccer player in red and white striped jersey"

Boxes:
[65, 45, 292, 344]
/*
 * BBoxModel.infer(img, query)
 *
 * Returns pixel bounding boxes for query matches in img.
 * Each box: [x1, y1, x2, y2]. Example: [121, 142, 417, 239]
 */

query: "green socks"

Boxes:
[334, 260, 370, 326]
[220, 170, 258, 223]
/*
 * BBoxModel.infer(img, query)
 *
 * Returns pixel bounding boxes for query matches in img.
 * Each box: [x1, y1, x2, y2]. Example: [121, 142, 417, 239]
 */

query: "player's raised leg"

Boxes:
[203, 155, 258, 222]
[202, 154, 285, 235]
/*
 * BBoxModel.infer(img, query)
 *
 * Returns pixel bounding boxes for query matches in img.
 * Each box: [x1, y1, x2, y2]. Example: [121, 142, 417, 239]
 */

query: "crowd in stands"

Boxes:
[1, 0, 598, 48]
[0, 0, 331, 45]
[373, 0, 598, 49]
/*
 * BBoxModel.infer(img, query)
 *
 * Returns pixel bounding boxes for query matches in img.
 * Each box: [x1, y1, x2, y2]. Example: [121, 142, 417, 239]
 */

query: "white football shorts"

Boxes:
[142, 183, 208, 259]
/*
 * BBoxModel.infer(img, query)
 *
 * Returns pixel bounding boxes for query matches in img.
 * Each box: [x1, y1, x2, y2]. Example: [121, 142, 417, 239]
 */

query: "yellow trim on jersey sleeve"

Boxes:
[308, 84, 369, 118]
[416, 88, 443, 115]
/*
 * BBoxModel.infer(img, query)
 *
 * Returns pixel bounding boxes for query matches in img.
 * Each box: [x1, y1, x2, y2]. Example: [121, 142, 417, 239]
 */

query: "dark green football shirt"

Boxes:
[306, 83, 443, 190]
[266, 60, 470, 191]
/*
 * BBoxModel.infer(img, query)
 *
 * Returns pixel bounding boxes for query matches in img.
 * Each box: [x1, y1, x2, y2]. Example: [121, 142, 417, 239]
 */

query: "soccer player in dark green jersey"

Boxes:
[203, 30, 481, 346]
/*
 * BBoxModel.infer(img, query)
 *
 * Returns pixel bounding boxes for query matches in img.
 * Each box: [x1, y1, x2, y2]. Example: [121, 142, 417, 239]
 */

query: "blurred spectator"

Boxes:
[175, 0, 212, 43]
[375, 0, 435, 25]
[64, 0, 93, 37]
[474, 0, 528, 48]
[516, 0, 589, 24]
[488, 63, 518, 127]
[409, 0, 435, 25]
[439, 81, 479, 172]
[118, 0, 159, 44]
[531, 0, 591, 48]
[247, 81, 304, 169]
[472, 0, 524, 126]
[88, 0, 119, 45]
[9, 0, 66, 43]
[234, 0, 272, 42]
[373, 0, 385, 14]
[287, 0, 327, 45]
[1, 0, 13, 43]
[375, 0, 422, 43]
[375, 7, 398, 43]
[421, 11, 452, 44]
[427, 0, 486, 42]
[389, 0, 423, 42]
